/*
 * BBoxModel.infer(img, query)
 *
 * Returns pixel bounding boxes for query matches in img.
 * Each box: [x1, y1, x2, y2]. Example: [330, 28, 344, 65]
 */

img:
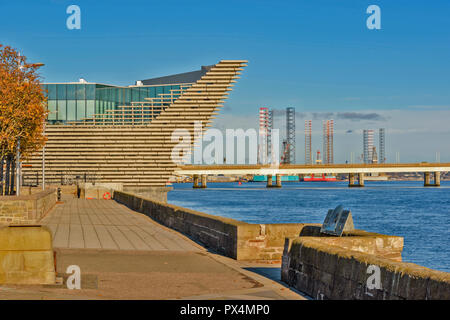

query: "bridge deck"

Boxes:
[176, 163, 450, 175]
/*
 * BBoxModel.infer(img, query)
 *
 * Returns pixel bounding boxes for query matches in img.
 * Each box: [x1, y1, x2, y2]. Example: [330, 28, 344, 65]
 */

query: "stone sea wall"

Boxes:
[113, 190, 450, 299]
[281, 227, 450, 300]
[113, 190, 305, 261]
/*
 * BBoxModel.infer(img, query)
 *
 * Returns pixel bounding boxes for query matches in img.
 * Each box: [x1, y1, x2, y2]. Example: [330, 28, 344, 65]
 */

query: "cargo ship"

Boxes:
[300, 174, 337, 182]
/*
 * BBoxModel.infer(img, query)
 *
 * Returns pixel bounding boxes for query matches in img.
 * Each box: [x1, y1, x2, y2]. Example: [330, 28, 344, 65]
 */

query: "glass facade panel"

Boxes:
[140, 87, 148, 101]
[66, 85, 76, 99]
[57, 84, 66, 100]
[149, 87, 156, 97]
[117, 88, 122, 105]
[130, 88, 139, 102]
[47, 84, 57, 100]
[57, 100, 66, 121]
[48, 100, 57, 120]
[43, 82, 192, 123]
[67, 100, 76, 121]
[86, 84, 95, 100]
[95, 100, 101, 115]
[76, 84, 85, 100]
[124, 88, 131, 104]
[77, 100, 86, 120]
[86, 100, 95, 118]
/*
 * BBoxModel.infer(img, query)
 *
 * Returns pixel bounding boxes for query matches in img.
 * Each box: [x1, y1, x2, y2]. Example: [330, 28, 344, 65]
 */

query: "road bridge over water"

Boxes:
[174, 163, 450, 188]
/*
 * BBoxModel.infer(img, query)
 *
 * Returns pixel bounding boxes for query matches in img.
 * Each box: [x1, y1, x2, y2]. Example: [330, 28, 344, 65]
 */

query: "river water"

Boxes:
[168, 181, 450, 273]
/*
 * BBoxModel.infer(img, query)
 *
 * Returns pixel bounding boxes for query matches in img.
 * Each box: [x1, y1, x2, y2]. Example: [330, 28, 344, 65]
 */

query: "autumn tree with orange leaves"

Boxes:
[0, 44, 47, 161]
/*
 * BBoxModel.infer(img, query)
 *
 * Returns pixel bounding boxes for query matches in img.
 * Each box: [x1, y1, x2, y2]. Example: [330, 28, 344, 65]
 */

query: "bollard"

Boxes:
[57, 187, 62, 201]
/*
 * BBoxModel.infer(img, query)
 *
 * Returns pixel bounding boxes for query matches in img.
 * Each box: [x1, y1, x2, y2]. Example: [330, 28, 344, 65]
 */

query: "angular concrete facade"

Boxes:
[23, 60, 247, 187]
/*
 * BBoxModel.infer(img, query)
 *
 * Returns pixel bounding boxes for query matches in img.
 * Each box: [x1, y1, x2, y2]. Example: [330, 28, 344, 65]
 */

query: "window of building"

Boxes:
[57, 100, 67, 121]
[67, 100, 76, 121]
[76, 84, 85, 100]
[47, 84, 57, 100]
[66, 85, 76, 100]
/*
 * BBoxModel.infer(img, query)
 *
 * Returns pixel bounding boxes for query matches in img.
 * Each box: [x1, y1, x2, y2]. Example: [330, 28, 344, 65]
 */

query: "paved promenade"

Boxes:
[42, 198, 199, 252]
[0, 197, 306, 300]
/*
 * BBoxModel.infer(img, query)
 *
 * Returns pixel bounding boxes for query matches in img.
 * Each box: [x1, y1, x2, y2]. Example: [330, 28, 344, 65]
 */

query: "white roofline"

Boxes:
[43, 82, 194, 88]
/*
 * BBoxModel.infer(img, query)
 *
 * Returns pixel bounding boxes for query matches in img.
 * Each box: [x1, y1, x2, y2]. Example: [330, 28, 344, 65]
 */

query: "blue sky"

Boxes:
[1, 0, 450, 162]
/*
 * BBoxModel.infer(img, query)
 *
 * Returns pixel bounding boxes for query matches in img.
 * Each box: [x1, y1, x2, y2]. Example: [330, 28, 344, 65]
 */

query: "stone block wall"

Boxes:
[0, 189, 56, 225]
[113, 191, 305, 261]
[77, 182, 123, 200]
[281, 234, 450, 300]
[0, 226, 56, 284]
[299, 226, 404, 261]
[123, 186, 173, 203]
[237, 223, 307, 261]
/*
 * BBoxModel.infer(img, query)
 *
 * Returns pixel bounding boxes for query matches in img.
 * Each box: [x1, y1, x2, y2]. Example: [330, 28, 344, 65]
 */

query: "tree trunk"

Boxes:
[5, 155, 10, 195]
[0, 156, 4, 196]
[10, 158, 15, 195]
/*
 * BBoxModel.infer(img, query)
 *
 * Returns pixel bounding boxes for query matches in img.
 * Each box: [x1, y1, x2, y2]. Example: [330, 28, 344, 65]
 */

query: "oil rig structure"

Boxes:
[258, 107, 296, 165]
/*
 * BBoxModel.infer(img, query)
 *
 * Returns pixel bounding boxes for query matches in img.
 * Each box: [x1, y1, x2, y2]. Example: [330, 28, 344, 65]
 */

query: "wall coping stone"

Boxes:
[290, 236, 450, 283]
[0, 188, 56, 201]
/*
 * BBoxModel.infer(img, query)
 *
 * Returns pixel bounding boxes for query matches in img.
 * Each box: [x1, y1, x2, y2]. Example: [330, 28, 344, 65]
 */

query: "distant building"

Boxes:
[364, 128, 386, 164]
[258, 107, 269, 164]
[372, 146, 378, 163]
[363, 129, 374, 163]
[305, 120, 312, 164]
[315, 150, 322, 164]
[322, 120, 334, 164]
[286, 107, 296, 164]
[379, 128, 386, 163]
[267, 110, 274, 163]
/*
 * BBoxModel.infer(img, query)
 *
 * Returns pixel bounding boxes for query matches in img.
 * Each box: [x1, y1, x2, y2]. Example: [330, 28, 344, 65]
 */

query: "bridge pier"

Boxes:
[435, 172, 441, 186]
[424, 172, 431, 186]
[348, 173, 356, 187]
[424, 172, 440, 187]
[266, 174, 282, 188]
[193, 174, 200, 188]
[358, 173, 365, 187]
[193, 174, 207, 189]
[349, 173, 364, 187]
[276, 174, 282, 188]
[201, 174, 207, 188]
[266, 175, 273, 188]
